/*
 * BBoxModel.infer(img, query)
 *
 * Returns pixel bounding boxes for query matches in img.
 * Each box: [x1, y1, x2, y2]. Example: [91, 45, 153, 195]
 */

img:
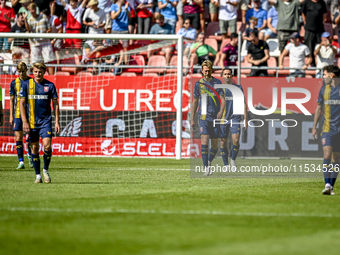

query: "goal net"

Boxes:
[0, 32, 190, 158]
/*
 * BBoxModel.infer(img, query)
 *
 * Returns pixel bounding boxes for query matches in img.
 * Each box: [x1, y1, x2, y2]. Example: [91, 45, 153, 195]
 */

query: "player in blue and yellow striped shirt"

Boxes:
[19, 62, 60, 184]
[9, 62, 33, 169]
[313, 65, 340, 195]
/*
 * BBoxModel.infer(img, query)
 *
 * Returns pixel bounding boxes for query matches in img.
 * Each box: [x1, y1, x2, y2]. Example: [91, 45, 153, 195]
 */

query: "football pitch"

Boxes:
[1, 156, 340, 255]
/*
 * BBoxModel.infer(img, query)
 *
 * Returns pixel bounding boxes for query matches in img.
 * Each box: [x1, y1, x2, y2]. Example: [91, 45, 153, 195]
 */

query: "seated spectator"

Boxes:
[82, 39, 105, 73]
[136, 0, 153, 34]
[182, 0, 202, 32]
[18, 0, 39, 20]
[246, 0, 267, 40]
[98, 0, 114, 35]
[11, 0, 23, 14]
[0, 0, 15, 52]
[247, 31, 270, 76]
[190, 32, 217, 66]
[8, 12, 30, 63]
[176, 18, 197, 56]
[100, 50, 124, 75]
[278, 32, 312, 78]
[83, 0, 106, 34]
[219, 32, 238, 75]
[158, 0, 178, 34]
[263, 2, 277, 40]
[324, 0, 338, 21]
[214, 0, 238, 41]
[25, 3, 55, 74]
[148, 14, 174, 64]
[59, 0, 88, 51]
[314, 32, 337, 78]
[243, 16, 258, 50]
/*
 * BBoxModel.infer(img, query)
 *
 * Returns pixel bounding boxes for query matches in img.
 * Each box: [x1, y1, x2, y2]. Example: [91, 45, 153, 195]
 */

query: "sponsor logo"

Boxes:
[28, 95, 49, 99]
[325, 100, 340, 105]
[101, 140, 116, 156]
[322, 138, 326, 145]
[60, 117, 82, 137]
[47, 131, 51, 135]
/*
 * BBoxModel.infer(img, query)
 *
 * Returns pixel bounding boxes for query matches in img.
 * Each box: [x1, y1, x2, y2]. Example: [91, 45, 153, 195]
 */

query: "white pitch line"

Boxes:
[0, 207, 338, 218]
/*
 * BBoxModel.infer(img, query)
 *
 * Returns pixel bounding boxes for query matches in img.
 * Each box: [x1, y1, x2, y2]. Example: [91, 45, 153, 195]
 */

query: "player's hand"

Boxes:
[23, 121, 30, 133]
[244, 120, 248, 130]
[217, 110, 223, 119]
[191, 119, 196, 130]
[55, 122, 60, 134]
[9, 116, 13, 126]
[312, 127, 318, 139]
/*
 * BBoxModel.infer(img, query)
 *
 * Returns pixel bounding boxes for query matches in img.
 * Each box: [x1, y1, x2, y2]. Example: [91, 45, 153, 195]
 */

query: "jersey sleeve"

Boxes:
[10, 80, 15, 95]
[263, 41, 269, 50]
[317, 86, 325, 105]
[208, 46, 217, 55]
[193, 83, 200, 99]
[19, 81, 27, 99]
[51, 83, 58, 100]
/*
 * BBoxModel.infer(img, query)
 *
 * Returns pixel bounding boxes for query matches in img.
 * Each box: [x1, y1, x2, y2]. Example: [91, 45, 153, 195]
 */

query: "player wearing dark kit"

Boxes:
[19, 62, 60, 183]
[9, 62, 33, 169]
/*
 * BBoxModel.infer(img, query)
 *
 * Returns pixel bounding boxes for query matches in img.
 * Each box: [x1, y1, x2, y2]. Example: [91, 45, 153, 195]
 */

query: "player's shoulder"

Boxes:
[211, 77, 222, 84]
[195, 78, 204, 86]
[42, 79, 56, 87]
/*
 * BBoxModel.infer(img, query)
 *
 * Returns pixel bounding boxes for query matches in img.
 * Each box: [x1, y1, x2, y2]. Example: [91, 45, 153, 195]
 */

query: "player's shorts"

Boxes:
[199, 120, 219, 139]
[219, 122, 241, 138]
[321, 131, 340, 152]
[30, 126, 53, 143]
[13, 118, 23, 131]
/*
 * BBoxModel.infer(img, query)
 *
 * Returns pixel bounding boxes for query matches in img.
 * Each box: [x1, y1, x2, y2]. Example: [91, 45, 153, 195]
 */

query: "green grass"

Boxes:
[1, 156, 340, 255]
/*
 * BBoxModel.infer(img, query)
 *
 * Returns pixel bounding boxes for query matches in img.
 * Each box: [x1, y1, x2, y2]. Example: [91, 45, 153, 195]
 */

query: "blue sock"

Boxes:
[220, 147, 228, 166]
[32, 153, 41, 175]
[43, 150, 52, 170]
[16, 141, 24, 162]
[231, 143, 239, 160]
[330, 162, 339, 187]
[201, 145, 208, 168]
[323, 158, 332, 185]
[208, 148, 218, 163]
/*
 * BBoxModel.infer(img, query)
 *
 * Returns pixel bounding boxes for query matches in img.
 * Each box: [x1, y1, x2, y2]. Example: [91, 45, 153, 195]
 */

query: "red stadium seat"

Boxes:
[99, 72, 115, 76]
[143, 73, 159, 77]
[125, 55, 145, 73]
[324, 23, 333, 37]
[188, 73, 203, 78]
[167, 55, 189, 74]
[120, 72, 137, 77]
[219, 38, 231, 53]
[278, 56, 290, 76]
[241, 58, 252, 75]
[77, 71, 93, 76]
[267, 57, 277, 75]
[61, 54, 80, 74]
[206, 22, 222, 41]
[145, 55, 166, 74]
[204, 38, 218, 55]
[55, 71, 70, 76]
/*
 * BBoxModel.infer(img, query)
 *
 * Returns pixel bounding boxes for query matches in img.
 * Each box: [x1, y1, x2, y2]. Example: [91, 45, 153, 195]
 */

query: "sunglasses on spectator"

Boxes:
[184, 22, 190, 24]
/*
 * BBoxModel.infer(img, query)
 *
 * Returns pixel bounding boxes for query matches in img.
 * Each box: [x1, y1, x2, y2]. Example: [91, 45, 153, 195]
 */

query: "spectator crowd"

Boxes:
[0, 0, 339, 77]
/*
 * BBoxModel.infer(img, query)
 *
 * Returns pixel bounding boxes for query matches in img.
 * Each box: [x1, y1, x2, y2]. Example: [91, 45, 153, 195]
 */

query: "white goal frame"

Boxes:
[0, 32, 184, 159]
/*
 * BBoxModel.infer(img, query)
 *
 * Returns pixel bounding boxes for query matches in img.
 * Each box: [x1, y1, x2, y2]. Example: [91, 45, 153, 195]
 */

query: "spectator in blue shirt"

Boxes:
[263, 3, 277, 40]
[246, 0, 267, 40]
[158, 0, 178, 34]
[176, 18, 197, 56]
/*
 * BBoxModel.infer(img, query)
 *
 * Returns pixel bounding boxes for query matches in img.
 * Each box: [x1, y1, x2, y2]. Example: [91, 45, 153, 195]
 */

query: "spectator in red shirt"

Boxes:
[0, 0, 15, 51]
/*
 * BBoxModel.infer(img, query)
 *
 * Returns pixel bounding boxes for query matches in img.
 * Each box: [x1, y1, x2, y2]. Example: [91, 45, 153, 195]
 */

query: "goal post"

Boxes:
[0, 32, 185, 159]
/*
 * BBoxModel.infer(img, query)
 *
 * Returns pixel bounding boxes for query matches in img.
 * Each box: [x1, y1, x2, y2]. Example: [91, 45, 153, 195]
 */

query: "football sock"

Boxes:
[32, 153, 40, 175]
[208, 148, 218, 163]
[43, 150, 52, 171]
[201, 145, 208, 168]
[231, 143, 239, 160]
[220, 147, 228, 166]
[27, 140, 31, 156]
[323, 158, 331, 185]
[16, 141, 24, 163]
[330, 162, 339, 187]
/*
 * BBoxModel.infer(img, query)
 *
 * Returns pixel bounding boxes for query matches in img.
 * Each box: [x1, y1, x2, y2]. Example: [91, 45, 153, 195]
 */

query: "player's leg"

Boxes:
[15, 130, 25, 169]
[30, 130, 42, 183]
[230, 122, 241, 171]
[219, 124, 230, 171]
[25, 133, 33, 168]
[322, 144, 333, 195]
[330, 134, 340, 194]
[208, 122, 219, 165]
[41, 127, 53, 183]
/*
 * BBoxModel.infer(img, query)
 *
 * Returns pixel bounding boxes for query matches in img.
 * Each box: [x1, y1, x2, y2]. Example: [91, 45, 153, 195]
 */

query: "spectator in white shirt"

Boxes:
[314, 32, 337, 78]
[83, 0, 106, 34]
[279, 32, 313, 78]
[214, 0, 238, 41]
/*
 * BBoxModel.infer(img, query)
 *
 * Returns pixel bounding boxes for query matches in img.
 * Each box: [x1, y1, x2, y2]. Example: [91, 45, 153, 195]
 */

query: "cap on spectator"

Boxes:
[289, 32, 300, 39]
[88, 0, 99, 6]
[19, 0, 30, 3]
[254, 0, 261, 2]
[321, 32, 331, 38]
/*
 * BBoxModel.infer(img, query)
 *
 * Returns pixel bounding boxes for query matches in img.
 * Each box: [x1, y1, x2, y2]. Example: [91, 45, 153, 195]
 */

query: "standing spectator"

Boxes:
[219, 32, 238, 74]
[177, 18, 197, 56]
[243, 16, 258, 49]
[25, 3, 55, 74]
[0, 0, 15, 52]
[333, 9, 340, 48]
[190, 32, 218, 65]
[18, 0, 39, 20]
[267, 0, 305, 52]
[11, 0, 22, 14]
[314, 32, 337, 78]
[246, 0, 267, 40]
[324, 0, 338, 21]
[263, 2, 277, 40]
[58, 0, 88, 51]
[182, 0, 202, 32]
[301, 0, 327, 66]
[149, 13, 174, 64]
[247, 31, 270, 76]
[136, 0, 153, 34]
[239, 0, 249, 29]
[99, 0, 114, 35]
[127, 0, 137, 36]
[83, 0, 106, 34]
[158, 0, 178, 34]
[8, 12, 30, 63]
[209, 0, 218, 22]
[214, 0, 238, 41]
[278, 32, 312, 77]
[34, 0, 54, 12]
[176, 0, 183, 27]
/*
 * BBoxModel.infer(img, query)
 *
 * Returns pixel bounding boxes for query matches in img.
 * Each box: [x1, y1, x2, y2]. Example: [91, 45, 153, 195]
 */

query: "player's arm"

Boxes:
[9, 94, 14, 125]
[243, 100, 248, 130]
[53, 98, 60, 134]
[217, 94, 226, 119]
[191, 97, 199, 129]
[19, 97, 30, 133]
[312, 103, 323, 139]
